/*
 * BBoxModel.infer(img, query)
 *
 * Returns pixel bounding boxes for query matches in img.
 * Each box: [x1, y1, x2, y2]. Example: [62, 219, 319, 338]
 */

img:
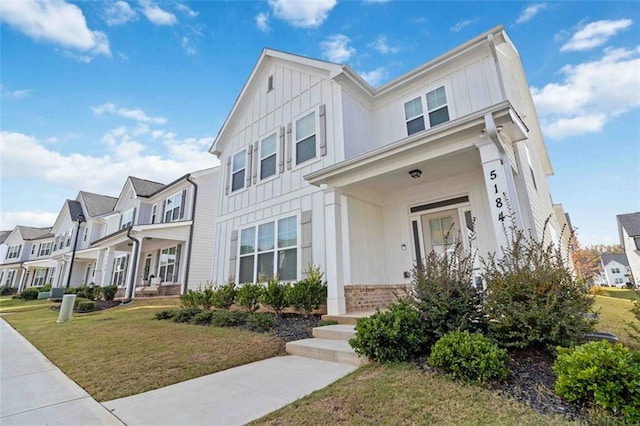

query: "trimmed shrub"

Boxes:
[261, 278, 289, 315]
[102, 285, 117, 301]
[76, 300, 96, 313]
[247, 313, 277, 332]
[198, 284, 216, 310]
[0, 286, 18, 296]
[210, 310, 248, 327]
[19, 287, 41, 300]
[64, 288, 77, 294]
[173, 307, 203, 323]
[154, 310, 177, 320]
[317, 320, 339, 327]
[211, 280, 237, 310]
[237, 283, 263, 313]
[287, 265, 327, 316]
[627, 300, 640, 345]
[192, 310, 214, 326]
[554, 341, 640, 423]
[349, 300, 429, 363]
[180, 289, 201, 309]
[75, 291, 88, 299]
[482, 220, 594, 349]
[41, 284, 52, 291]
[412, 238, 487, 345]
[428, 331, 509, 384]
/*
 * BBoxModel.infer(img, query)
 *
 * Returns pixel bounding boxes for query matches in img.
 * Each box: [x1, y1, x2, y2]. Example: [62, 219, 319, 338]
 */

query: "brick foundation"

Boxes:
[344, 284, 411, 313]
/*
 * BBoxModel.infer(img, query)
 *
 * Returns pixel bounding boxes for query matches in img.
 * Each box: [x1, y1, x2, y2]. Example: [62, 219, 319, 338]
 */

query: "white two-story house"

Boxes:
[0, 226, 53, 290]
[599, 253, 631, 288]
[91, 168, 219, 299]
[209, 25, 567, 316]
[618, 212, 639, 287]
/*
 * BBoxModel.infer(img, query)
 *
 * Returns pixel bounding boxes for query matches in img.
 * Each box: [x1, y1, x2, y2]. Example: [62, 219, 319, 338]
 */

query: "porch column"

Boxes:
[124, 238, 141, 299]
[94, 249, 106, 286]
[324, 189, 346, 315]
[100, 248, 115, 287]
[475, 138, 522, 252]
[512, 140, 538, 241]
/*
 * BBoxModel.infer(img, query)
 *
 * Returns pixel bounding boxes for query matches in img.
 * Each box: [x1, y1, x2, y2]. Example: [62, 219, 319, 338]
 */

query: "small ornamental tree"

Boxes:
[287, 265, 327, 317]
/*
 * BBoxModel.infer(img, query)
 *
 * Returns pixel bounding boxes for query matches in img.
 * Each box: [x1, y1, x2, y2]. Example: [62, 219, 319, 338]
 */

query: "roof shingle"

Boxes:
[601, 253, 629, 267]
[618, 212, 640, 237]
[129, 176, 165, 197]
[79, 191, 117, 217]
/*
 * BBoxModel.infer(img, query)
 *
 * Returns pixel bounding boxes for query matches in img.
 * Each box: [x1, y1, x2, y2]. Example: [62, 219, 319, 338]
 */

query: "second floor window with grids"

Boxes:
[404, 97, 425, 135]
[231, 150, 246, 192]
[121, 209, 134, 229]
[426, 86, 449, 127]
[7, 245, 21, 260]
[611, 267, 621, 274]
[164, 192, 184, 222]
[260, 133, 277, 180]
[404, 86, 450, 136]
[295, 112, 316, 165]
[38, 242, 52, 257]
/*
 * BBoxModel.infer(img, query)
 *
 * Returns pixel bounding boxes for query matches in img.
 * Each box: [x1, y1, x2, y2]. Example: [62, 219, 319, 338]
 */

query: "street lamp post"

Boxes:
[66, 214, 86, 288]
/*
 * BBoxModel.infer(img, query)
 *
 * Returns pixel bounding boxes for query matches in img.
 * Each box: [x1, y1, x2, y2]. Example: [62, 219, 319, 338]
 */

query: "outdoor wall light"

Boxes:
[408, 169, 422, 179]
[401, 244, 407, 251]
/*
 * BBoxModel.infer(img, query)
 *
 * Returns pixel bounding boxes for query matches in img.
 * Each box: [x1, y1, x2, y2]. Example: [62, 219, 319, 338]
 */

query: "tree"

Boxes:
[572, 248, 601, 283]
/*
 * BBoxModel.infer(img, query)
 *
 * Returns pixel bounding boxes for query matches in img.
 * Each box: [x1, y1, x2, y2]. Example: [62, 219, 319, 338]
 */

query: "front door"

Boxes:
[421, 209, 461, 256]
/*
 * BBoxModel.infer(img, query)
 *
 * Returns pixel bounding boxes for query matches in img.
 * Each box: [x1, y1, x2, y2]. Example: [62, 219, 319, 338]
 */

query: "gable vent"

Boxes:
[267, 75, 274, 92]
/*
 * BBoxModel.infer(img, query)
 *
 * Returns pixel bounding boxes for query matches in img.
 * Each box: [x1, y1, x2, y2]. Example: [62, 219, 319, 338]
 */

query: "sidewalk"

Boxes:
[0, 317, 123, 425]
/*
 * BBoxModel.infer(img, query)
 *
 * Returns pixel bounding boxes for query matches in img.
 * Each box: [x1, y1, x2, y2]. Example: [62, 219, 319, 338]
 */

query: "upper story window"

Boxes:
[404, 86, 450, 136]
[83, 227, 89, 242]
[295, 111, 317, 165]
[6, 245, 21, 260]
[259, 132, 278, 180]
[231, 149, 246, 192]
[38, 242, 52, 257]
[164, 191, 185, 222]
[65, 231, 71, 247]
[121, 208, 134, 229]
[151, 204, 158, 224]
[611, 267, 621, 274]
[31, 245, 37, 256]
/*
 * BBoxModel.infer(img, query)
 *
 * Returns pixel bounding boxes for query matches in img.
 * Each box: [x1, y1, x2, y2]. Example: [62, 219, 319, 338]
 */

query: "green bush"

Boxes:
[627, 300, 640, 344]
[75, 291, 88, 299]
[41, 284, 52, 291]
[317, 320, 339, 327]
[412, 239, 487, 345]
[247, 313, 277, 332]
[154, 310, 177, 320]
[349, 300, 429, 363]
[554, 341, 640, 423]
[482, 220, 594, 349]
[260, 277, 289, 315]
[211, 280, 237, 309]
[92, 286, 103, 301]
[192, 310, 215, 326]
[198, 284, 216, 310]
[428, 331, 510, 384]
[173, 307, 203, 323]
[0, 286, 18, 296]
[76, 300, 96, 313]
[64, 288, 77, 294]
[19, 287, 41, 300]
[287, 265, 327, 316]
[210, 310, 248, 327]
[180, 289, 201, 308]
[102, 285, 117, 301]
[237, 283, 263, 313]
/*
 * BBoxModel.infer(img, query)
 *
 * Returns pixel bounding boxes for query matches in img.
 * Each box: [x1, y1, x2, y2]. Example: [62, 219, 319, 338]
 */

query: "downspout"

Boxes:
[125, 228, 140, 301]
[19, 265, 28, 292]
[183, 175, 197, 294]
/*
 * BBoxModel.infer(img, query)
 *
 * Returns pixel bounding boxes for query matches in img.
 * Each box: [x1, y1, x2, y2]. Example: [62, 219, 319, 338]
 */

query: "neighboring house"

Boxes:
[91, 168, 219, 299]
[0, 230, 11, 285]
[0, 226, 52, 290]
[618, 212, 640, 287]
[209, 25, 566, 315]
[599, 253, 631, 288]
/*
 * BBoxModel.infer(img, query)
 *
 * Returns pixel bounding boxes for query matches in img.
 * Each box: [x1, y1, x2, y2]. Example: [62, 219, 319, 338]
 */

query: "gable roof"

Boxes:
[67, 200, 84, 222]
[79, 191, 117, 217]
[129, 176, 166, 197]
[0, 230, 11, 244]
[618, 212, 640, 237]
[601, 253, 629, 267]
[17, 226, 53, 240]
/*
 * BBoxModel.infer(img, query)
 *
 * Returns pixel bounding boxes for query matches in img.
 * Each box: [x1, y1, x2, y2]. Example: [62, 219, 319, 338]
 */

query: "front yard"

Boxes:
[1, 296, 284, 401]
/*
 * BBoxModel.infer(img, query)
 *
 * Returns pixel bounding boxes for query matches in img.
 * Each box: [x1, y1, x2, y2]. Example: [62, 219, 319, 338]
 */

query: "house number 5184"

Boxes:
[490, 169, 506, 222]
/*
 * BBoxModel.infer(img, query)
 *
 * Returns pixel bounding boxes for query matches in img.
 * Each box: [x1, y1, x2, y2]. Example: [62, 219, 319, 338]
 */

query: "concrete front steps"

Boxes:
[320, 310, 377, 325]
[285, 324, 368, 366]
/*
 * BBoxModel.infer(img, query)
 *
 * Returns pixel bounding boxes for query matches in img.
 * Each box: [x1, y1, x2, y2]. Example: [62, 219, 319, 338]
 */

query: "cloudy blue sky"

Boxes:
[1, 0, 638, 246]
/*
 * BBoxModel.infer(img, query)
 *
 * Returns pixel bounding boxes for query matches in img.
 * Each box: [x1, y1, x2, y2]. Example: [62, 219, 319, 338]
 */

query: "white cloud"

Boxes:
[561, 19, 633, 52]
[358, 67, 388, 87]
[369, 35, 399, 54]
[531, 46, 640, 138]
[104, 1, 137, 26]
[175, 3, 198, 17]
[320, 34, 355, 63]
[268, 0, 336, 28]
[363, 0, 391, 3]
[0, 211, 59, 230]
[450, 20, 474, 32]
[256, 12, 271, 32]
[1, 87, 32, 98]
[138, 0, 177, 26]
[515, 3, 547, 24]
[0, 0, 111, 58]
[92, 103, 167, 125]
[181, 36, 197, 55]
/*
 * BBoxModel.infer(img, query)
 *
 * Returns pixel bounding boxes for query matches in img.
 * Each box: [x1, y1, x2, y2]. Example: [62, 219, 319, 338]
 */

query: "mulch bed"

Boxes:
[49, 300, 122, 312]
[269, 313, 321, 342]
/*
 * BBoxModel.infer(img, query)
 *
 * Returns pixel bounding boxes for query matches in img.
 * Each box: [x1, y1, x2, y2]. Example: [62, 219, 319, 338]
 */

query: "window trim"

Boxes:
[403, 96, 425, 136]
[164, 191, 184, 223]
[230, 148, 248, 193]
[32, 268, 47, 287]
[425, 85, 450, 128]
[158, 246, 178, 283]
[38, 242, 52, 257]
[258, 129, 279, 183]
[121, 208, 134, 229]
[112, 255, 128, 287]
[401, 83, 453, 137]
[151, 203, 158, 224]
[7, 244, 21, 260]
[237, 213, 300, 283]
[292, 108, 320, 168]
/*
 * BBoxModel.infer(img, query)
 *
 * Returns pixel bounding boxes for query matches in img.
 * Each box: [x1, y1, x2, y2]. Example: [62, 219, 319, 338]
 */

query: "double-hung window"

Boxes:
[403, 86, 450, 136]
[158, 246, 177, 282]
[426, 86, 449, 127]
[404, 97, 425, 135]
[7, 245, 21, 260]
[38, 242, 52, 257]
[238, 216, 298, 283]
[32, 269, 46, 287]
[112, 256, 127, 287]
[231, 150, 246, 192]
[5, 270, 15, 286]
[295, 112, 317, 165]
[151, 204, 158, 224]
[612, 267, 620, 274]
[259, 132, 277, 180]
[164, 192, 183, 222]
[121, 208, 134, 229]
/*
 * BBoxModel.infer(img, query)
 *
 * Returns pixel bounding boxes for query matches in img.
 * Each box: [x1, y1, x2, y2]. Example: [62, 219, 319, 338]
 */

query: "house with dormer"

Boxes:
[209, 25, 567, 316]
[0, 226, 52, 289]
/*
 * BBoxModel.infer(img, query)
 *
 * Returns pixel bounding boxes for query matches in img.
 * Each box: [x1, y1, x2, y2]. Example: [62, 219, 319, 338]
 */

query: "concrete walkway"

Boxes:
[1, 317, 357, 425]
[103, 355, 356, 425]
[0, 317, 123, 425]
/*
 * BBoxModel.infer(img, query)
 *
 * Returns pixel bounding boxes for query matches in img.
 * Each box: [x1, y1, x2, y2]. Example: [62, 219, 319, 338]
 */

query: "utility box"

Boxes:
[57, 294, 76, 323]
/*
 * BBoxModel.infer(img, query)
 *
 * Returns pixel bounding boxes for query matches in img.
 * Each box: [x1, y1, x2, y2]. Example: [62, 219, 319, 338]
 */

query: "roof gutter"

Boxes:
[124, 227, 140, 301]
[183, 175, 197, 295]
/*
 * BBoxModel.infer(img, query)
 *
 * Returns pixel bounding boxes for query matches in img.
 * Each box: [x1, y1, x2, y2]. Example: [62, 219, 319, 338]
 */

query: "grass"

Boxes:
[253, 363, 575, 425]
[593, 292, 638, 348]
[1, 297, 285, 401]
[595, 287, 639, 301]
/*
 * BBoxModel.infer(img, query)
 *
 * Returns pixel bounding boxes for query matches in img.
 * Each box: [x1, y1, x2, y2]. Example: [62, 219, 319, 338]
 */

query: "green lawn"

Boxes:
[593, 292, 638, 348]
[1, 297, 284, 401]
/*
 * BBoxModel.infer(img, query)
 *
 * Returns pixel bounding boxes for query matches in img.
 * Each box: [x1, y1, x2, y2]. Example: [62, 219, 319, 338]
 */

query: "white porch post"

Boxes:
[324, 189, 346, 315]
[512, 140, 538, 240]
[124, 241, 141, 299]
[475, 138, 522, 252]
[94, 249, 106, 287]
[101, 248, 115, 287]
